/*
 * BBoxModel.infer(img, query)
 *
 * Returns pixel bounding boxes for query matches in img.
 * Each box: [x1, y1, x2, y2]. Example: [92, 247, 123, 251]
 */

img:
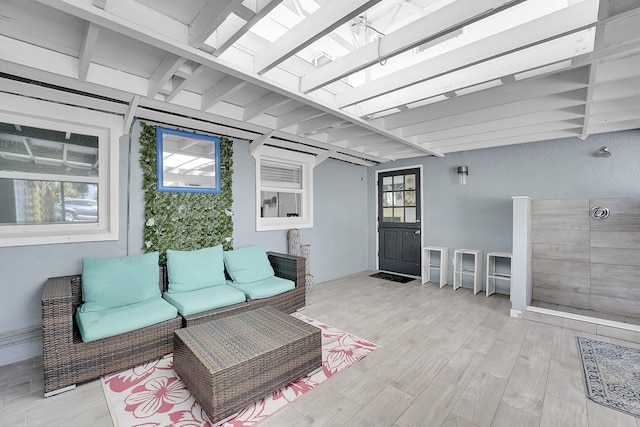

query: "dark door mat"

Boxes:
[370, 272, 416, 283]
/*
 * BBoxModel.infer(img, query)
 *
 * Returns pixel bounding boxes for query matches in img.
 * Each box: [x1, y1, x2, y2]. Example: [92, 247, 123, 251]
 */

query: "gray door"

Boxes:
[378, 168, 421, 276]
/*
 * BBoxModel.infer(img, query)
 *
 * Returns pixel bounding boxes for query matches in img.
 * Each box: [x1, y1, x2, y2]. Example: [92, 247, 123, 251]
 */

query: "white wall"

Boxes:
[368, 129, 640, 292]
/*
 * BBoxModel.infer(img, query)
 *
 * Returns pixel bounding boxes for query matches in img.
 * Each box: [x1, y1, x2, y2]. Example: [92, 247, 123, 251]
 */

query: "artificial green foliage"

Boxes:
[139, 122, 234, 265]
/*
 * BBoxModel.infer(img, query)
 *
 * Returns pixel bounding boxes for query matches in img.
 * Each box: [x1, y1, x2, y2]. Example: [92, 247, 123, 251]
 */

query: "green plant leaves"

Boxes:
[139, 122, 234, 264]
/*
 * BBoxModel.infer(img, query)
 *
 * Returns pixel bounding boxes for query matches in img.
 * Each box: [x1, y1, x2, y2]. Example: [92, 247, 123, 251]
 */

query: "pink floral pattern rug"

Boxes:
[101, 313, 379, 426]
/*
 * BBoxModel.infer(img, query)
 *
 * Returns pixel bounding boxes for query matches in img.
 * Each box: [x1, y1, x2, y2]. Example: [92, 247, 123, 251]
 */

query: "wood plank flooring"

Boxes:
[1, 271, 639, 426]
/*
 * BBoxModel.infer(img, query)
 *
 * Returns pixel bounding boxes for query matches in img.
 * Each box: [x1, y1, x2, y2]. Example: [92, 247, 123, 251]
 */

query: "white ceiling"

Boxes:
[1, 0, 639, 166]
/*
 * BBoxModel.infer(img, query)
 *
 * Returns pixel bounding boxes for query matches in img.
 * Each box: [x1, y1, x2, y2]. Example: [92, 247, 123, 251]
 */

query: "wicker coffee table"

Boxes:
[173, 306, 322, 424]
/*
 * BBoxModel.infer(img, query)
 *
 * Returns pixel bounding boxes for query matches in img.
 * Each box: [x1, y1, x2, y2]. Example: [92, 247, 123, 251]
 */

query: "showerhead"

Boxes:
[598, 146, 611, 157]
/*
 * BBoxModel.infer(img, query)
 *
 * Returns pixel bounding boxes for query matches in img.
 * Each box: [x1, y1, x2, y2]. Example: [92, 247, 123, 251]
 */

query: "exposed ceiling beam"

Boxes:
[401, 89, 587, 137]
[166, 64, 206, 102]
[336, 0, 598, 108]
[214, 0, 284, 56]
[254, 0, 383, 74]
[201, 75, 247, 111]
[249, 130, 274, 155]
[276, 105, 325, 129]
[382, 67, 590, 129]
[148, 54, 186, 98]
[296, 114, 344, 135]
[123, 95, 140, 133]
[78, 22, 99, 81]
[300, 0, 527, 93]
[189, 0, 244, 48]
[32, 0, 443, 157]
[243, 92, 290, 121]
[314, 148, 338, 166]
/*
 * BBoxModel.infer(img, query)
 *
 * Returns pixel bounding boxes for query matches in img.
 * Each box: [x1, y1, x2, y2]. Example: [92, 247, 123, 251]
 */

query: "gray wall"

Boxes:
[232, 138, 370, 283]
[369, 129, 640, 292]
[0, 120, 370, 366]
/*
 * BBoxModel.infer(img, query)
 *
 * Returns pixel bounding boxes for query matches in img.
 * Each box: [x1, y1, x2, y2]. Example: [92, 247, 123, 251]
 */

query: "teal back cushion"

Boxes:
[81, 252, 160, 312]
[224, 244, 274, 283]
[166, 245, 226, 293]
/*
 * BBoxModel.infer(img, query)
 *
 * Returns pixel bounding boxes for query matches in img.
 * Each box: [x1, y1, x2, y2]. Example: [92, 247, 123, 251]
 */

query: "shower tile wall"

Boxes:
[532, 198, 640, 318]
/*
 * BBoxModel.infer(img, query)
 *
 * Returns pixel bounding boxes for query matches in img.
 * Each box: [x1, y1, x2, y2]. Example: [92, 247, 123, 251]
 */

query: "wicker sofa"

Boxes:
[41, 251, 305, 396]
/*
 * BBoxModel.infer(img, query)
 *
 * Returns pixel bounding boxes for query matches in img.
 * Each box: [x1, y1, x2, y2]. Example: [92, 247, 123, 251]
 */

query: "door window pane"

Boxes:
[393, 175, 404, 191]
[405, 174, 416, 190]
[405, 207, 417, 223]
[382, 192, 393, 207]
[393, 208, 404, 222]
[382, 176, 393, 191]
[382, 207, 393, 222]
[405, 191, 416, 206]
[394, 191, 404, 206]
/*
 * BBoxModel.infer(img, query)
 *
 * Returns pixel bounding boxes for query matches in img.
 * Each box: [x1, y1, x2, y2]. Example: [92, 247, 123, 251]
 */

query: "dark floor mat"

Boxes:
[369, 272, 416, 283]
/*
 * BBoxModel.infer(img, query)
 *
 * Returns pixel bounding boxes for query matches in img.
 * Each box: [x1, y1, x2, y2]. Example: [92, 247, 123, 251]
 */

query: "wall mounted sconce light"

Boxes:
[458, 166, 468, 185]
[598, 146, 611, 157]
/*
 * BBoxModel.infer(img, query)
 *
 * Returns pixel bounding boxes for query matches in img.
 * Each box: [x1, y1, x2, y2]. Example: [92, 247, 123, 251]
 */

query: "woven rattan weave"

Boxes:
[41, 252, 306, 396]
[173, 306, 322, 424]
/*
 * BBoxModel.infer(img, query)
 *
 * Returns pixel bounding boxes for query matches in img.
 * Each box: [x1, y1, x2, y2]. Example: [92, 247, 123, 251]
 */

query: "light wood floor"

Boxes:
[2, 271, 640, 426]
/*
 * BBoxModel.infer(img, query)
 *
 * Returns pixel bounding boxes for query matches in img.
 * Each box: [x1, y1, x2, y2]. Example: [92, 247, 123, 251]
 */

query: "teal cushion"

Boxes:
[166, 245, 226, 292]
[75, 297, 177, 342]
[227, 276, 295, 300]
[163, 285, 246, 316]
[81, 252, 160, 312]
[223, 244, 274, 284]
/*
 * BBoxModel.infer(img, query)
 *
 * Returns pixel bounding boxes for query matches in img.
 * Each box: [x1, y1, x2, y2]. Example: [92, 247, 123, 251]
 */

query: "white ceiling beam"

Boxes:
[166, 64, 206, 102]
[78, 21, 99, 81]
[148, 54, 186, 98]
[413, 107, 585, 143]
[326, 126, 372, 143]
[589, 107, 640, 125]
[249, 130, 274, 155]
[349, 29, 595, 116]
[201, 75, 247, 111]
[276, 106, 325, 129]
[93, 0, 106, 9]
[300, 0, 527, 93]
[123, 95, 140, 133]
[590, 94, 640, 115]
[425, 121, 583, 149]
[296, 114, 344, 135]
[214, 0, 284, 56]
[314, 148, 338, 166]
[243, 92, 290, 121]
[33, 0, 441, 157]
[383, 67, 590, 129]
[344, 134, 390, 148]
[401, 89, 587, 137]
[437, 130, 581, 154]
[588, 118, 640, 134]
[189, 0, 244, 48]
[592, 75, 640, 101]
[254, 0, 383, 74]
[337, 2, 598, 108]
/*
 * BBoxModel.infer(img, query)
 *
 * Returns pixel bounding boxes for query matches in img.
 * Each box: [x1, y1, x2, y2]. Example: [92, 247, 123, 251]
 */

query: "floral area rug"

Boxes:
[577, 337, 640, 417]
[102, 312, 379, 426]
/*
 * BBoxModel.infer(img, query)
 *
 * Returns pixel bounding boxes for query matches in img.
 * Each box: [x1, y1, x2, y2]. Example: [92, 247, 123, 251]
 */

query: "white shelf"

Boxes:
[422, 246, 448, 288]
[486, 251, 512, 297]
[453, 249, 483, 293]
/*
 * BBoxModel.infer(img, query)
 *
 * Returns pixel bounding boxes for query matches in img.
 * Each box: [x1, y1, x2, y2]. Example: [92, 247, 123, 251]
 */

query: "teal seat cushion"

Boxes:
[227, 276, 295, 300]
[163, 285, 246, 316]
[223, 244, 274, 284]
[166, 245, 226, 292]
[75, 297, 177, 342]
[81, 252, 160, 312]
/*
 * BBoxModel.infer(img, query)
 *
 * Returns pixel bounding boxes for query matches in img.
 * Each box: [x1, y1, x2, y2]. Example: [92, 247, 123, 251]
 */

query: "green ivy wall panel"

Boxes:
[139, 122, 234, 264]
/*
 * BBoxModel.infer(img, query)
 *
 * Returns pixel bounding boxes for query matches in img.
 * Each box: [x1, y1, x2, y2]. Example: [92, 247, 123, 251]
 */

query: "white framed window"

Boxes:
[0, 92, 120, 247]
[253, 146, 314, 231]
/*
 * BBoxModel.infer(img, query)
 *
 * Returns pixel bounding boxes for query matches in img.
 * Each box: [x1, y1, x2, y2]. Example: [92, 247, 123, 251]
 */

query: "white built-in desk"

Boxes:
[453, 249, 483, 294]
[422, 246, 448, 288]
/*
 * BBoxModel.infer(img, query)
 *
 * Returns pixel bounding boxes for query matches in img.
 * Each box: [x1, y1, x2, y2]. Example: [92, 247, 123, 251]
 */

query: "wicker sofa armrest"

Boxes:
[42, 275, 76, 348]
[267, 252, 305, 287]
